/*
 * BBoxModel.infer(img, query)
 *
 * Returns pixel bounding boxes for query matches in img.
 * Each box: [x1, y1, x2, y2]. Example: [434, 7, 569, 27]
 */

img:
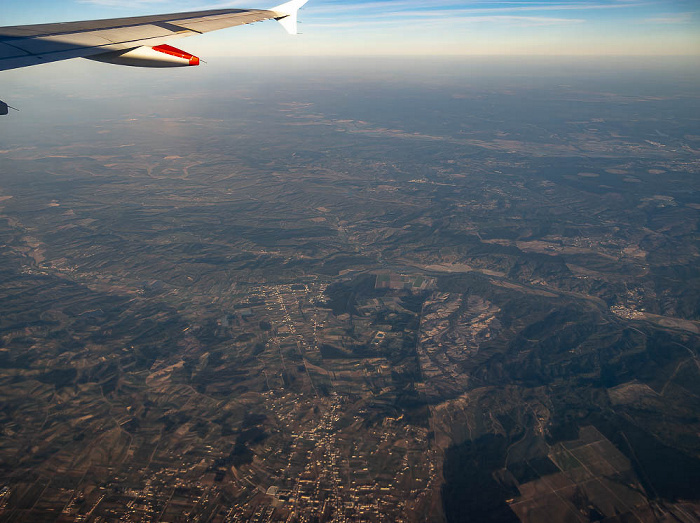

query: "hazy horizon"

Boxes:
[3, 0, 699, 57]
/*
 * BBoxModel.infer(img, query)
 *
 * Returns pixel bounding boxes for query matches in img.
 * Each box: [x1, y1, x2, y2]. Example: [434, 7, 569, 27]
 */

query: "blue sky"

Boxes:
[2, 0, 699, 56]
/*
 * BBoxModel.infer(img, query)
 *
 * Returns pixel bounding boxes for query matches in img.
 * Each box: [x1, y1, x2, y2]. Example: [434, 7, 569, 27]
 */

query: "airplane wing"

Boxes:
[0, 0, 308, 72]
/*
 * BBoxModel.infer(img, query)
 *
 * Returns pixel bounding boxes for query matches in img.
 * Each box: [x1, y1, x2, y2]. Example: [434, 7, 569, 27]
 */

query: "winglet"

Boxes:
[271, 0, 308, 35]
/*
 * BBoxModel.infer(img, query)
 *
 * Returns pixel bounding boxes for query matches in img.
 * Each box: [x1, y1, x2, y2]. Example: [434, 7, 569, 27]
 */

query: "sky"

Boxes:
[1, 0, 699, 57]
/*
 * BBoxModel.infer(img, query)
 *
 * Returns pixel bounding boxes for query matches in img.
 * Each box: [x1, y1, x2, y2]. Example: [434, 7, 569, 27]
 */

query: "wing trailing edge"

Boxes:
[0, 2, 310, 72]
[0, 2, 310, 114]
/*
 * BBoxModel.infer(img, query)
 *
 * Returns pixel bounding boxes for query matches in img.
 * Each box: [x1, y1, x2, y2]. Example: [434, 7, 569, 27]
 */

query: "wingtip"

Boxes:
[0, 100, 17, 115]
[271, 0, 309, 35]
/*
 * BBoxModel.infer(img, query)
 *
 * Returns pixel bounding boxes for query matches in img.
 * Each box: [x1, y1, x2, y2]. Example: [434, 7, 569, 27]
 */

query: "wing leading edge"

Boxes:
[0, 0, 308, 72]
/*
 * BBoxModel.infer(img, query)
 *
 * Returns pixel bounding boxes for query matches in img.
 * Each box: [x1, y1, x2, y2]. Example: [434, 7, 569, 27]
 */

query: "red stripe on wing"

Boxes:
[152, 44, 200, 66]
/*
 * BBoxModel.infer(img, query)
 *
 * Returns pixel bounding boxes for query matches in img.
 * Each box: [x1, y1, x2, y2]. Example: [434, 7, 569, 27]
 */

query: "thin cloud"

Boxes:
[311, 15, 586, 29]
[642, 13, 694, 24]
[308, 0, 648, 14]
[78, 0, 172, 5]
[77, 0, 647, 12]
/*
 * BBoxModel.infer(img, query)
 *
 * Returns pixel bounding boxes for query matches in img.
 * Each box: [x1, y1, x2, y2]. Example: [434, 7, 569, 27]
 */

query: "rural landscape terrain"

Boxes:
[0, 58, 699, 522]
